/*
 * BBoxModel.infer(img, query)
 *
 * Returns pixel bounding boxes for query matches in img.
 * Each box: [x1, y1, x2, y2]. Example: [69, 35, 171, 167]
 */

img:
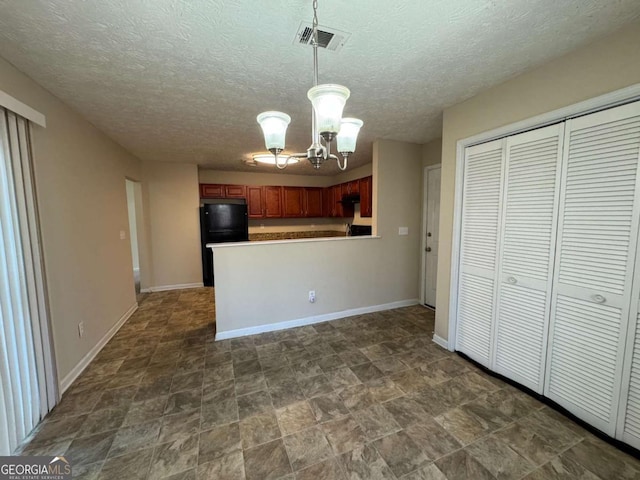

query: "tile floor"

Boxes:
[17, 288, 640, 479]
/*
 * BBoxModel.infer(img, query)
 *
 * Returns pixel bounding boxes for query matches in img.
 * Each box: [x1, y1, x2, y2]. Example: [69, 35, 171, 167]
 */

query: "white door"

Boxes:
[493, 124, 564, 393]
[545, 101, 640, 436]
[424, 165, 441, 307]
[456, 139, 504, 367]
[618, 263, 640, 448]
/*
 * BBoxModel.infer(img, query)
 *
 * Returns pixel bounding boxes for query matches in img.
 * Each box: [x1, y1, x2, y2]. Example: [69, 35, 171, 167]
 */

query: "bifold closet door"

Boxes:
[619, 272, 640, 448]
[456, 139, 503, 367]
[545, 101, 640, 436]
[493, 124, 564, 393]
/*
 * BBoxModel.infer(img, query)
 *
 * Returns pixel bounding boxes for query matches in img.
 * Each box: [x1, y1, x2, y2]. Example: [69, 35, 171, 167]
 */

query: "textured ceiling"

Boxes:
[0, 1, 639, 175]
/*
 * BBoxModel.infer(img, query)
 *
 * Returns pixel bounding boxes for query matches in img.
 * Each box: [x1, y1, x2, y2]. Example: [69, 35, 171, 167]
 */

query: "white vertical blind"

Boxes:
[0, 108, 57, 455]
[456, 139, 504, 367]
[493, 124, 564, 393]
[546, 102, 640, 436]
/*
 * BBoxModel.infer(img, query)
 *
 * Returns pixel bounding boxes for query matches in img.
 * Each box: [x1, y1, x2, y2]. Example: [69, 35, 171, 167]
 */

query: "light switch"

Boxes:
[398, 227, 409, 236]
[120, 230, 126, 240]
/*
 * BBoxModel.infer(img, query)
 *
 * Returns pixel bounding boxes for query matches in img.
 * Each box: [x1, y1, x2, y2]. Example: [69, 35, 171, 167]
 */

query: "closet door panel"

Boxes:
[620, 297, 640, 448]
[456, 139, 504, 366]
[546, 101, 640, 435]
[494, 125, 564, 392]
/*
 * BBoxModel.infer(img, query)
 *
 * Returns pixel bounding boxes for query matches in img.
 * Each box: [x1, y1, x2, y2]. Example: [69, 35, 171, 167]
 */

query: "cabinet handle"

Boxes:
[507, 276, 517, 285]
[592, 294, 606, 304]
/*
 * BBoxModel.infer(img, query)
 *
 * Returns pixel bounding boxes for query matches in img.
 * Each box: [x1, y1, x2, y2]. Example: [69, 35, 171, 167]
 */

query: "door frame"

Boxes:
[447, 83, 640, 352]
[420, 163, 441, 307]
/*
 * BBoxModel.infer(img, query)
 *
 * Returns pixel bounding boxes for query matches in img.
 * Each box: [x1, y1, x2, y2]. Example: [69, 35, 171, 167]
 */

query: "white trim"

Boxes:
[215, 299, 419, 340]
[0, 90, 46, 128]
[420, 163, 441, 306]
[448, 83, 640, 356]
[432, 334, 449, 350]
[58, 303, 138, 394]
[143, 282, 204, 293]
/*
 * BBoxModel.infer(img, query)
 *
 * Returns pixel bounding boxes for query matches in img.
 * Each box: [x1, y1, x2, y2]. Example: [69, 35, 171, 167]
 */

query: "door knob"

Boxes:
[426, 247, 432, 252]
[427, 232, 432, 237]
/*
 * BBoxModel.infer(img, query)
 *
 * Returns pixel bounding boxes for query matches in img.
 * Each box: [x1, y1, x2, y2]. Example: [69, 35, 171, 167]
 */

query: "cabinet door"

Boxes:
[619, 274, 640, 448]
[246, 186, 264, 218]
[264, 186, 283, 218]
[493, 124, 564, 393]
[359, 176, 372, 217]
[546, 102, 640, 435]
[333, 185, 344, 217]
[304, 188, 324, 217]
[282, 187, 305, 217]
[348, 180, 360, 195]
[200, 184, 224, 198]
[225, 184, 246, 198]
[456, 139, 505, 367]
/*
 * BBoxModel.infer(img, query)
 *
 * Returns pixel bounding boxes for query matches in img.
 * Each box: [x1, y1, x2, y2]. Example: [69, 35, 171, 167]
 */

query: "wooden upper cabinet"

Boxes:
[359, 176, 373, 217]
[200, 183, 245, 199]
[304, 188, 324, 217]
[264, 186, 283, 218]
[246, 186, 264, 218]
[333, 184, 344, 217]
[348, 180, 360, 195]
[225, 184, 246, 198]
[282, 187, 305, 217]
[200, 184, 225, 198]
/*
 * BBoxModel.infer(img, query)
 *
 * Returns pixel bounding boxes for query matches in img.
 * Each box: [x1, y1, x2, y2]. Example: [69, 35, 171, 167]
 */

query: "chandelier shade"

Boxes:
[307, 84, 350, 139]
[336, 118, 364, 154]
[256, 111, 291, 151]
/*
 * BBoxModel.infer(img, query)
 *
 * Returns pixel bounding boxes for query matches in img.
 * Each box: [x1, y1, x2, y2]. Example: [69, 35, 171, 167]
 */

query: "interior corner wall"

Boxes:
[143, 161, 202, 289]
[422, 138, 442, 168]
[0, 56, 142, 386]
[436, 21, 640, 341]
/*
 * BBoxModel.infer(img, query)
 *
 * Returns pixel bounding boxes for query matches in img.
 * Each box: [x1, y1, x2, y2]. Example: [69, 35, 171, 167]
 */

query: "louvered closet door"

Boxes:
[619, 280, 640, 448]
[545, 101, 640, 436]
[456, 139, 504, 367]
[493, 124, 564, 393]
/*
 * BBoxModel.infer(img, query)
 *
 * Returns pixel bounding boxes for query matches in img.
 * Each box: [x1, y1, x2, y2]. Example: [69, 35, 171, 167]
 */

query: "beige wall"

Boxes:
[436, 22, 640, 340]
[143, 161, 202, 289]
[0, 57, 142, 385]
[199, 169, 330, 187]
[213, 139, 422, 334]
[422, 138, 442, 168]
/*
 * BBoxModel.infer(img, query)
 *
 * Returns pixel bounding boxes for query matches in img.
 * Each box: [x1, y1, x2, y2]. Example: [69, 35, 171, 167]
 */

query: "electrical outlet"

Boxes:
[309, 290, 316, 303]
[78, 321, 84, 338]
[119, 230, 126, 240]
[398, 226, 409, 236]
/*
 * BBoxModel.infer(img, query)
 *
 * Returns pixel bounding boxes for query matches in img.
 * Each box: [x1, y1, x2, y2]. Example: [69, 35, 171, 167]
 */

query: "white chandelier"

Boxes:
[256, 0, 363, 171]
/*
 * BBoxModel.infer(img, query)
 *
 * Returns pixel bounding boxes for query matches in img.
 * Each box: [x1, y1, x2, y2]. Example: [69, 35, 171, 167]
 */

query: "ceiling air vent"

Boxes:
[294, 22, 350, 52]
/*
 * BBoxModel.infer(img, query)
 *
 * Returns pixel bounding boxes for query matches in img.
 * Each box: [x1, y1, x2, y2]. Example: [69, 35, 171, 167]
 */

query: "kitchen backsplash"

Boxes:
[249, 230, 345, 241]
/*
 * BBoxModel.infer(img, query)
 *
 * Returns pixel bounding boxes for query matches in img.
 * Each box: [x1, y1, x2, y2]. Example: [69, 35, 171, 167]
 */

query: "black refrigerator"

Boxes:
[200, 203, 249, 286]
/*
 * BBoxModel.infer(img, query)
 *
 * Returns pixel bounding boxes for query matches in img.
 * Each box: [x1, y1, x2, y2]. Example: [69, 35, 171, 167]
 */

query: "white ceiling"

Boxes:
[0, 1, 639, 175]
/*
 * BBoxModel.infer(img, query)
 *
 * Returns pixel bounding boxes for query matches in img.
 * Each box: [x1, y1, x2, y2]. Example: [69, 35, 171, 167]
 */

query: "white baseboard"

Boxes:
[215, 299, 419, 341]
[142, 282, 204, 293]
[59, 302, 138, 394]
[432, 333, 450, 350]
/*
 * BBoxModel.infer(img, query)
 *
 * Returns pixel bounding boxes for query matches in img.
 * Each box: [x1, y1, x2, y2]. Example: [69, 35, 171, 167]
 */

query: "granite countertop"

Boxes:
[249, 230, 346, 241]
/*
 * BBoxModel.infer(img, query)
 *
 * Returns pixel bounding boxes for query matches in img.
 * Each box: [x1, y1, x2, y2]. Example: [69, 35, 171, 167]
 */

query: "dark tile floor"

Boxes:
[17, 288, 640, 479]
